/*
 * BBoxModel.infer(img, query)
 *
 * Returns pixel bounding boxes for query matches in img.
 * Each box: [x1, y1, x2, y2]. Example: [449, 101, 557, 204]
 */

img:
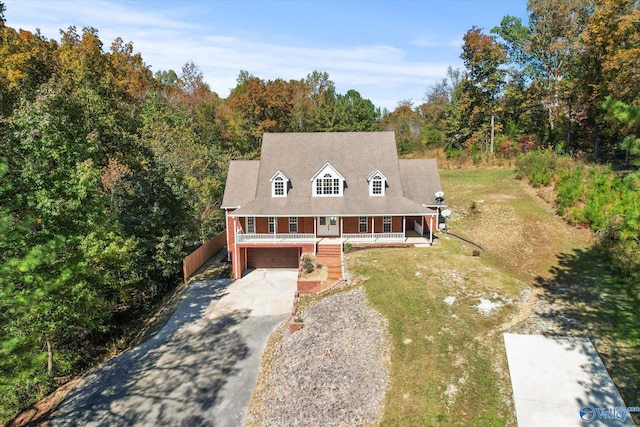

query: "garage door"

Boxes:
[246, 248, 300, 269]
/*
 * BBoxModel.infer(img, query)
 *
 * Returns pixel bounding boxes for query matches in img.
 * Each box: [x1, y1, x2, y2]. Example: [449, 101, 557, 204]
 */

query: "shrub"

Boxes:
[515, 149, 557, 187]
[445, 147, 463, 159]
[303, 261, 315, 274]
[556, 164, 585, 218]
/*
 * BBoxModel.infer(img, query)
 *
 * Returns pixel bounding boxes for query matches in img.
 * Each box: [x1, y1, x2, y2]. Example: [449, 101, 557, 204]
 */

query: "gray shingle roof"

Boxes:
[399, 159, 444, 207]
[221, 160, 260, 209]
[222, 132, 443, 216]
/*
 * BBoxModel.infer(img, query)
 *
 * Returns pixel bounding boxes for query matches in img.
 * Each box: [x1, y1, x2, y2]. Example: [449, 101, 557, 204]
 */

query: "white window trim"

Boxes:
[270, 171, 289, 198]
[383, 216, 392, 232]
[359, 216, 368, 233]
[311, 162, 345, 197]
[289, 217, 298, 233]
[368, 170, 387, 196]
[268, 216, 277, 233]
[246, 216, 255, 234]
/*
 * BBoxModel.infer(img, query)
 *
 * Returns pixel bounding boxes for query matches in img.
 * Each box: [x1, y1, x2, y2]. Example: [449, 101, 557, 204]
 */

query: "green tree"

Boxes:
[331, 89, 380, 131]
[381, 100, 423, 153]
[460, 26, 507, 152]
[603, 97, 640, 166]
[527, 0, 595, 147]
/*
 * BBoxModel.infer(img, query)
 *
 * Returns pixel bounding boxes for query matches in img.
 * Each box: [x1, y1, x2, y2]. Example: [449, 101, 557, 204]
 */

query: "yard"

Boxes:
[249, 168, 637, 426]
[346, 169, 605, 426]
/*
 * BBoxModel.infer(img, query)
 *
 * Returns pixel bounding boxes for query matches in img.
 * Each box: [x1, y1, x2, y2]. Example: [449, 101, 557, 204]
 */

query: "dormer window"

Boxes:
[270, 171, 289, 197]
[368, 170, 387, 196]
[311, 162, 345, 197]
[274, 177, 285, 195]
[317, 173, 340, 195]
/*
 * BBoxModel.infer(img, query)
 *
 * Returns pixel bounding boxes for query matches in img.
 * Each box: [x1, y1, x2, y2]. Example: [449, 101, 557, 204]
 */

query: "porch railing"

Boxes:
[236, 232, 316, 243]
[342, 232, 405, 243]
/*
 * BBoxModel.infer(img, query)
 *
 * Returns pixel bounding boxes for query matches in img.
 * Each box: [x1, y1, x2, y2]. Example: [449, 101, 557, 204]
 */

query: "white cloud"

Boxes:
[4, 0, 458, 110]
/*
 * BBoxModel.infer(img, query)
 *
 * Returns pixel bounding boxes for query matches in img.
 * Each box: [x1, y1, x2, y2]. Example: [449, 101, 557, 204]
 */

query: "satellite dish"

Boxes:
[435, 191, 445, 203]
[441, 209, 452, 218]
[435, 191, 444, 198]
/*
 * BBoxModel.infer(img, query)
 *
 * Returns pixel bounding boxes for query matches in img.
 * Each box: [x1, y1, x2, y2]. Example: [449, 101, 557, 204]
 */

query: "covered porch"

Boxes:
[233, 214, 437, 247]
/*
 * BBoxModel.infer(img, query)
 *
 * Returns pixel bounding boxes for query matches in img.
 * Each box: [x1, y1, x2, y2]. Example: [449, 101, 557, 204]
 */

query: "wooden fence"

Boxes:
[182, 231, 227, 281]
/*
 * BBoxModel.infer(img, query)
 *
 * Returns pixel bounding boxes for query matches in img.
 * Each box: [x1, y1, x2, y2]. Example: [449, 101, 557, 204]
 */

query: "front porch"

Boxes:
[234, 230, 431, 246]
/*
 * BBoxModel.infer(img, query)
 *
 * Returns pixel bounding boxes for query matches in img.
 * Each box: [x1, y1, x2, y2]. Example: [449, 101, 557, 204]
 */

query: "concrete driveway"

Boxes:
[50, 269, 297, 427]
[504, 333, 635, 426]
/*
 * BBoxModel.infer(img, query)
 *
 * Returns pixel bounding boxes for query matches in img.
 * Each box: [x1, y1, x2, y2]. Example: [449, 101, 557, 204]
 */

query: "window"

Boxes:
[274, 177, 284, 196]
[368, 170, 387, 196]
[316, 173, 340, 195]
[359, 216, 368, 233]
[383, 216, 392, 233]
[372, 176, 383, 195]
[271, 171, 288, 197]
[268, 217, 277, 233]
[246, 216, 255, 234]
[311, 163, 344, 197]
[289, 217, 298, 233]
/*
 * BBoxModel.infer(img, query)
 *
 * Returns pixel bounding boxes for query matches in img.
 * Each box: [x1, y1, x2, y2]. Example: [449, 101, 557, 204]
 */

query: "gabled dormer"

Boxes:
[270, 171, 289, 197]
[310, 162, 345, 197]
[368, 170, 387, 196]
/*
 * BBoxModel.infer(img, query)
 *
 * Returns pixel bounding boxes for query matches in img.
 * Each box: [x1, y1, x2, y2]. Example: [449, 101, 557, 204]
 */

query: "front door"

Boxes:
[317, 216, 339, 237]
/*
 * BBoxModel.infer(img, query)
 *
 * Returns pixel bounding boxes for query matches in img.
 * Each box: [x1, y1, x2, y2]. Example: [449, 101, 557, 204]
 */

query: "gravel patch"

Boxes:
[246, 287, 391, 427]
[475, 298, 503, 315]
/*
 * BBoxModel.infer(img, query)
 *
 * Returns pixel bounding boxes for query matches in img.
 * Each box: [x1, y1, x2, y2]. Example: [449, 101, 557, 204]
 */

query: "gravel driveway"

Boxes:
[49, 269, 297, 427]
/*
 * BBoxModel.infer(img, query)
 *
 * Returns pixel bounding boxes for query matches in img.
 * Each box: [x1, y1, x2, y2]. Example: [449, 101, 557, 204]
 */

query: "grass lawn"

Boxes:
[346, 169, 601, 426]
[348, 244, 522, 426]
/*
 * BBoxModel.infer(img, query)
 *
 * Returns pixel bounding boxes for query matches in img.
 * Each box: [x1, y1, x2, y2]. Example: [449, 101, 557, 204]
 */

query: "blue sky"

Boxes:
[4, 0, 529, 111]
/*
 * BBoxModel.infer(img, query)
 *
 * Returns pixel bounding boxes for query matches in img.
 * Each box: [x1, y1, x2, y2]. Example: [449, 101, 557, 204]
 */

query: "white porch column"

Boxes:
[225, 210, 231, 261]
[232, 217, 240, 278]
[371, 216, 376, 243]
[313, 217, 317, 255]
[429, 215, 433, 243]
[402, 216, 405, 237]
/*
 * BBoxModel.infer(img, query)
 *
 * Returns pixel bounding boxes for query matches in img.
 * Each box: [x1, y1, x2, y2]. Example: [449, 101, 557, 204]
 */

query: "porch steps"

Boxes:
[315, 244, 343, 286]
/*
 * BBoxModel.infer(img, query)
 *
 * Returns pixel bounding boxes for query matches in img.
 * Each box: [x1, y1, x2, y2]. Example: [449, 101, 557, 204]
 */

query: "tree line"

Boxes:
[385, 0, 640, 163]
[2, 0, 640, 421]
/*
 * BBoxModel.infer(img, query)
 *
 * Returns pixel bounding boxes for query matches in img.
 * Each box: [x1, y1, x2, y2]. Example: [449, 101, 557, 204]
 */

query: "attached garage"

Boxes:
[246, 247, 300, 269]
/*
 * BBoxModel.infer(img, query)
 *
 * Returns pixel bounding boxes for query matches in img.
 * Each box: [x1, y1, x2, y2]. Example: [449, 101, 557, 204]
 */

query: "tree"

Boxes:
[0, 78, 136, 407]
[381, 100, 423, 153]
[603, 97, 640, 166]
[291, 70, 335, 131]
[460, 26, 507, 152]
[140, 91, 226, 239]
[419, 70, 459, 149]
[527, 0, 595, 147]
[491, 15, 533, 77]
[444, 75, 473, 150]
[331, 89, 380, 131]
[580, 0, 640, 156]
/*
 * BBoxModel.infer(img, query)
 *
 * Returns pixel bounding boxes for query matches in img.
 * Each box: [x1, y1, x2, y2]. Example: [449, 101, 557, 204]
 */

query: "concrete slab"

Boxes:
[50, 269, 297, 427]
[504, 333, 634, 426]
